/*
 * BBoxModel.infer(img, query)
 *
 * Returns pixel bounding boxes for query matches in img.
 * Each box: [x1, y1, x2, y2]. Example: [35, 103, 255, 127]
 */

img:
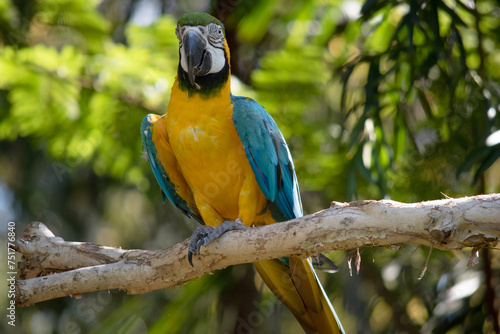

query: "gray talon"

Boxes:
[187, 219, 249, 265]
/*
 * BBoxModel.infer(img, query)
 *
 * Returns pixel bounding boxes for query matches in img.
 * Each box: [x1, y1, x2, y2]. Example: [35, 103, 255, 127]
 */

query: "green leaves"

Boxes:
[36, 0, 110, 52]
[339, 0, 500, 198]
[0, 15, 180, 190]
[0, 44, 83, 138]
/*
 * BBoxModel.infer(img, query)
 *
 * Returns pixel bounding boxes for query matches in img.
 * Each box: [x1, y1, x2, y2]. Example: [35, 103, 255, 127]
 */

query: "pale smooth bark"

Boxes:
[12, 194, 500, 306]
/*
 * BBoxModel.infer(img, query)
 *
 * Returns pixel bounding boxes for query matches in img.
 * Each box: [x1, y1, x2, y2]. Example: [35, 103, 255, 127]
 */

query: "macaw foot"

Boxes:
[311, 253, 339, 273]
[188, 218, 249, 266]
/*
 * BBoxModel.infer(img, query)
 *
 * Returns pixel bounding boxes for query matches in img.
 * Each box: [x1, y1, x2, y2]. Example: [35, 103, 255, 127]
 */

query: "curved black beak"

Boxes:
[183, 30, 212, 89]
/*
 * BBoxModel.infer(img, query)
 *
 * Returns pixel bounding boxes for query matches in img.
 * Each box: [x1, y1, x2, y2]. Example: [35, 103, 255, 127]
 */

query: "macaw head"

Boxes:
[176, 12, 230, 93]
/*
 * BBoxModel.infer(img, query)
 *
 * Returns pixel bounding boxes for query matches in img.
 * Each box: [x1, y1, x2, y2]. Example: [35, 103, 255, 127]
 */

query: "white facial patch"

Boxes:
[178, 25, 226, 75]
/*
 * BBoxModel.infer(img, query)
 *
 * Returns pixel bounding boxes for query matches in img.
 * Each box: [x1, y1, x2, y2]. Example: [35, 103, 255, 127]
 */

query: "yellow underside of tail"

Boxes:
[253, 257, 344, 334]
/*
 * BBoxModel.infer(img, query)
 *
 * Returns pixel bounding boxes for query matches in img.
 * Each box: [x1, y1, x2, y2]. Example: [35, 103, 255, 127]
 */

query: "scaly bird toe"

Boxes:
[188, 225, 213, 266]
[311, 253, 339, 273]
[187, 218, 249, 266]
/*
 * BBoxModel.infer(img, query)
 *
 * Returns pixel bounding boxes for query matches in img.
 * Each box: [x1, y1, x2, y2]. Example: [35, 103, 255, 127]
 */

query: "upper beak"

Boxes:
[183, 30, 212, 89]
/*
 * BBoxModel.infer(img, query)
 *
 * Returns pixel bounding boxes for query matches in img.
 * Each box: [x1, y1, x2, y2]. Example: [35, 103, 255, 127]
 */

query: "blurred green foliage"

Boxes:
[1, 0, 499, 333]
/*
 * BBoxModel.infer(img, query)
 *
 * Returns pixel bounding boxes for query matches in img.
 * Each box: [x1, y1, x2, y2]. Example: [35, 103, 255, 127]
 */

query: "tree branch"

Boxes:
[12, 194, 500, 306]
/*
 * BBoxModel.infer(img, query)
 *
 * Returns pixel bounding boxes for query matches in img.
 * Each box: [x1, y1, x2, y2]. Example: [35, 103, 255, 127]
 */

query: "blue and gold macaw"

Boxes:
[141, 12, 344, 334]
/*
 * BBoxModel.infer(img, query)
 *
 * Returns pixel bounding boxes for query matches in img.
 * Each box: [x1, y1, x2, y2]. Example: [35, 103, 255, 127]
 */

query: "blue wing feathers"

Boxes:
[231, 95, 303, 221]
[141, 115, 204, 224]
[143, 96, 302, 223]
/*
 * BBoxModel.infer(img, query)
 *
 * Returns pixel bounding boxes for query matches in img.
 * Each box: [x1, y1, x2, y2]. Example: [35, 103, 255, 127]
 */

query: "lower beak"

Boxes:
[183, 30, 212, 89]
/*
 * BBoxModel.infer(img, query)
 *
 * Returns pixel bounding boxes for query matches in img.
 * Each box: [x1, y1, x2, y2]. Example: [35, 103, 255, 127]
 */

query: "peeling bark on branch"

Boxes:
[12, 194, 500, 306]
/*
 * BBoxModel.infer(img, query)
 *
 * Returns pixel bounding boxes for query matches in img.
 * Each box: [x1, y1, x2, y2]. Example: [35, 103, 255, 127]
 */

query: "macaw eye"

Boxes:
[207, 23, 223, 39]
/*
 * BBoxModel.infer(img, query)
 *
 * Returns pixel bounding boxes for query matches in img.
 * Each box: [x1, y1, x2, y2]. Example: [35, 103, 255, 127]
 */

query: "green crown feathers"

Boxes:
[177, 12, 224, 31]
